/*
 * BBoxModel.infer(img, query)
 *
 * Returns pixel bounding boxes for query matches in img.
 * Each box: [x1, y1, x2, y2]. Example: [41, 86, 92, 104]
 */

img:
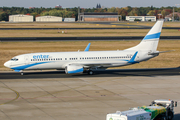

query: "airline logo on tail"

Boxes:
[143, 32, 161, 40]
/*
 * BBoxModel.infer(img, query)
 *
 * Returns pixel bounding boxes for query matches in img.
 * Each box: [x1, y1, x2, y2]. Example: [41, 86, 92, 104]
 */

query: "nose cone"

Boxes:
[4, 61, 11, 68]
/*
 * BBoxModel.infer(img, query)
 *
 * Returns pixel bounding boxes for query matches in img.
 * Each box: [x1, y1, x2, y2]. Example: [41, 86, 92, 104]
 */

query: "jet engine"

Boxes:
[65, 65, 84, 74]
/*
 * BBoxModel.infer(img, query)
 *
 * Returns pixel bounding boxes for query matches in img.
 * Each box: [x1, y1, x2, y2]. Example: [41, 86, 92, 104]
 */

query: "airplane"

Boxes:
[4, 20, 167, 75]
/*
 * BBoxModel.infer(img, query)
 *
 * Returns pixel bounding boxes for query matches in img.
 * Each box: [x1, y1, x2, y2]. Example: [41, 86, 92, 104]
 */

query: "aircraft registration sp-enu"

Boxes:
[4, 20, 168, 75]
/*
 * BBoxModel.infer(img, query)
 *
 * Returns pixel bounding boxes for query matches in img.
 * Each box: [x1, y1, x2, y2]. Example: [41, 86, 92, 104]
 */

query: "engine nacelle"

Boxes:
[65, 65, 84, 74]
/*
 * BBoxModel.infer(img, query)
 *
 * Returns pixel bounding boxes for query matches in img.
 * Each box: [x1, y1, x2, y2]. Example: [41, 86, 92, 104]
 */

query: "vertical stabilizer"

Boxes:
[125, 20, 164, 52]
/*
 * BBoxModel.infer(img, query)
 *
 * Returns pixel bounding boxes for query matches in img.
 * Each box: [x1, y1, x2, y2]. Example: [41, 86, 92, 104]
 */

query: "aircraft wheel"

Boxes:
[65, 67, 68, 74]
[88, 70, 93, 75]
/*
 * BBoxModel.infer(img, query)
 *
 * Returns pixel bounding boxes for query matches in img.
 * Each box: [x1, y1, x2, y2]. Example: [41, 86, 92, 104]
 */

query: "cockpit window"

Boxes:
[11, 58, 18, 61]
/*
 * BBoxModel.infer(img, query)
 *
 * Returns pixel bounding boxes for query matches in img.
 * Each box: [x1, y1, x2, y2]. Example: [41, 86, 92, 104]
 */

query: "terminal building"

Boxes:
[36, 16, 62, 22]
[126, 16, 156, 21]
[9, 14, 33, 22]
[79, 12, 121, 21]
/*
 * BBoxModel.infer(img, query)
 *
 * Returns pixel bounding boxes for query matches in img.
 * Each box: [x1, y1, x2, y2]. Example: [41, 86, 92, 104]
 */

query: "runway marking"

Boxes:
[0, 87, 20, 106]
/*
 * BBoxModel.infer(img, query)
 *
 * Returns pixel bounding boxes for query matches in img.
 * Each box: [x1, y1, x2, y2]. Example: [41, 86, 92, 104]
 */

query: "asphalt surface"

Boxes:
[1, 67, 180, 79]
[0, 68, 180, 120]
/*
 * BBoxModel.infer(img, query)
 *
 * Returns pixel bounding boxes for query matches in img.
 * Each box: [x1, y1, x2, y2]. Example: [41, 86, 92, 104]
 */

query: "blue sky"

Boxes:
[1, 0, 180, 8]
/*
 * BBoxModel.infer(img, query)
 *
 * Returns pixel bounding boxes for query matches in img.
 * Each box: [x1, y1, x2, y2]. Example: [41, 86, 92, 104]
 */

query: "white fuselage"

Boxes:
[4, 50, 154, 71]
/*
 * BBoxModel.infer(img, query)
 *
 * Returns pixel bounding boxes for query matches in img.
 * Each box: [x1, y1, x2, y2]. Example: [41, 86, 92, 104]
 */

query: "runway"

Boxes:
[0, 68, 180, 120]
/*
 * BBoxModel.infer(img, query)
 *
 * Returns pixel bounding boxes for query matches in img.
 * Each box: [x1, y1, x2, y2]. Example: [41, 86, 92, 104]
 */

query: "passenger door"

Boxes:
[24, 56, 29, 65]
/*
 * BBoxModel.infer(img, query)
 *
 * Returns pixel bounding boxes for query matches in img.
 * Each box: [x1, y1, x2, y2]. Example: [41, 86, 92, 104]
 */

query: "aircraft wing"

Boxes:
[70, 62, 113, 68]
[69, 51, 139, 68]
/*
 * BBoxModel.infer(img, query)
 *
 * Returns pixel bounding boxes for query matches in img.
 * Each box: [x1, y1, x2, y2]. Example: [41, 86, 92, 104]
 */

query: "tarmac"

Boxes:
[0, 69, 180, 120]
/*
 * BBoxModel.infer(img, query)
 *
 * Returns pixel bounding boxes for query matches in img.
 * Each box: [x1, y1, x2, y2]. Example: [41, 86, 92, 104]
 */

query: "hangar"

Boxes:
[79, 12, 121, 21]
[36, 16, 62, 22]
[9, 14, 33, 22]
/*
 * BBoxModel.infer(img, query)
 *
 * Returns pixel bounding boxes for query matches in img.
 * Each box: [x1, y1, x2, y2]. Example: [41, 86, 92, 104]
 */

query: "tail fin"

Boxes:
[125, 20, 164, 52]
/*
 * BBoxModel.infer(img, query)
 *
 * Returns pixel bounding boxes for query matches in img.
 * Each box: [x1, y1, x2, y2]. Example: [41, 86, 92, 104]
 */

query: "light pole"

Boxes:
[173, 4, 180, 22]
[173, 6, 174, 22]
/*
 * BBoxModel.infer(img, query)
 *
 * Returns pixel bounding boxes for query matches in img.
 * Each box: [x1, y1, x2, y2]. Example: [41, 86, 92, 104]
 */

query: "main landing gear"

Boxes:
[88, 70, 93, 75]
[20, 70, 24, 75]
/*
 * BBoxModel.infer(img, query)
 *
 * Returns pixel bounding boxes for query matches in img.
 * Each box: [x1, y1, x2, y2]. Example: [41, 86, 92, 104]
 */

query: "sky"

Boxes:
[1, 0, 180, 8]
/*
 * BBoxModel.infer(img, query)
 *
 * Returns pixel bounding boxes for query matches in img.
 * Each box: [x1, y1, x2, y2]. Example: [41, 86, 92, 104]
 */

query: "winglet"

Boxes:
[84, 43, 91, 51]
[128, 51, 139, 64]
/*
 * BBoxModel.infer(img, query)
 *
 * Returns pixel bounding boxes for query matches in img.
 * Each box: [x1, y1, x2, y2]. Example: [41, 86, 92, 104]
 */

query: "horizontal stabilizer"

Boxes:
[148, 50, 175, 55]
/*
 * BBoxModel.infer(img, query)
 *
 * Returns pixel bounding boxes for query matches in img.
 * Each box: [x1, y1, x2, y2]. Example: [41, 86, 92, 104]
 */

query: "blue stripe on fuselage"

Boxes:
[11, 62, 50, 70]
[143, 32, 161, 40]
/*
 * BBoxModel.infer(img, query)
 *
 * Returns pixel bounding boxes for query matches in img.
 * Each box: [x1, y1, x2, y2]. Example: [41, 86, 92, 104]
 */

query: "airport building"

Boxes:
[64, 18, 75, 22]
[79, 12, 121, 21]
[55, 5, 62, 8]
[36, 16, 62, 22]
[9, 14, 33, 22]
[126, 16, 156, 21]
[165, 12, 180, 21]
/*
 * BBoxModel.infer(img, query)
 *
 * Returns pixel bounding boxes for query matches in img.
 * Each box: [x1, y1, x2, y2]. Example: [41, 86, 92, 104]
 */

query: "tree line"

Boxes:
[0, 6, 180, 21]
